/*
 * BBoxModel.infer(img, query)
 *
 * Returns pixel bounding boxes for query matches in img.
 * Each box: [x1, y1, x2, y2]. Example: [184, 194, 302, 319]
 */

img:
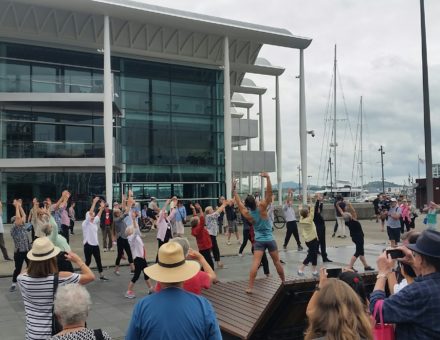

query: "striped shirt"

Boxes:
[17, 273, 80, 340]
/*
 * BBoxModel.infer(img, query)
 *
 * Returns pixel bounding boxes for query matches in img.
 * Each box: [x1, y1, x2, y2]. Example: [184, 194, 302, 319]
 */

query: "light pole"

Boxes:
[378, 145, 385, 193]
[297, 165, 301, 192]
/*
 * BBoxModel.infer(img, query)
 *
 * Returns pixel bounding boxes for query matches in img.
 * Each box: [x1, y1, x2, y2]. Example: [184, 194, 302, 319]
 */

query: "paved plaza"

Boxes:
[0, 218, 426, 339]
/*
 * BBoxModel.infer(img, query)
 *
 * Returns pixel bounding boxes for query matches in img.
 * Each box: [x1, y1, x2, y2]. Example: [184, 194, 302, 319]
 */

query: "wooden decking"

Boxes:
[203, 272, 378, 339]
[203, 275, 313, 339]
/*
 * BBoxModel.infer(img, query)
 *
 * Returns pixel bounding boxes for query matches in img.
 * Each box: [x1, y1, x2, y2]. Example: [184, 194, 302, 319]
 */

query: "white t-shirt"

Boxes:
[82, 212, 100, 246]
[394, 278, 408, 294]
[17, 273, 80, 340]
[283, 204, 297, 222]
[0, 212, 4, 233]
[128, 232, 144, 259]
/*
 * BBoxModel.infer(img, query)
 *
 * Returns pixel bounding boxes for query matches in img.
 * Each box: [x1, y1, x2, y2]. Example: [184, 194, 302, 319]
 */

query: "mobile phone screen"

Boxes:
[326, 268, 342, 278]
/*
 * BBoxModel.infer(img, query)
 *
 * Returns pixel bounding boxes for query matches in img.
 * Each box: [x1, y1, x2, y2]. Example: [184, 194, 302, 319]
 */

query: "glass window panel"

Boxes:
[122, 91, 149, 111]
[65, 126, 93, 143]
[64, 69, 92, 93]
[171, 95, 212, 114]
[4, 62, 30, 92]
[171, 81, 211, 98]
[152, 80, 170, 95]
[152, 93, 171, 112]
[34, 124, 55, 141]
[32, 65, 57, 92]
[123, 76, 149, 92]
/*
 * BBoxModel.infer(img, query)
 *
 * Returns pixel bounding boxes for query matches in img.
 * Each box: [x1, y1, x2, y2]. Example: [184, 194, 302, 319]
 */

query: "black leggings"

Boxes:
[156, 228, 172, 262]
[13, 251, 29, 283]
[315, 223, 327, 258]
[200, 248, 215, 271]
[284, 221, 301, 247]
[131, 257, 149, 283]
[303, 238, 319, 266]
[352, 235, 365, 257]
[116, 237, 133, 266]
[239, 229, 251, 254]
[210, 235, 221, 262]
[84, 243, 103, 273]
[60, 224, 70, 244]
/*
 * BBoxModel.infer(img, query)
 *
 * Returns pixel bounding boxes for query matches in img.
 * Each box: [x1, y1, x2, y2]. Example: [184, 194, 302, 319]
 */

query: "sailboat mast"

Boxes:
[360, 96, 363, 193]
[333, 44, 337, 191]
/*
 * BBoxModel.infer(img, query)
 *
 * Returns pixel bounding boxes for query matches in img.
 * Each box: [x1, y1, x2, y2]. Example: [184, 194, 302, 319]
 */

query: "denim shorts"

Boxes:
[254, 240, 278, 253]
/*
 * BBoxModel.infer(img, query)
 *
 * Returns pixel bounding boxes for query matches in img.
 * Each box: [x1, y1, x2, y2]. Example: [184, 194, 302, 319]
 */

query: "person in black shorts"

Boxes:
[336, 201, 374, 272]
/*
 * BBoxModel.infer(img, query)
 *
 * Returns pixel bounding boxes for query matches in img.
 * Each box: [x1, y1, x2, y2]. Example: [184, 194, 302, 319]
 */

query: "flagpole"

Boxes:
[418, 154, 420, 179]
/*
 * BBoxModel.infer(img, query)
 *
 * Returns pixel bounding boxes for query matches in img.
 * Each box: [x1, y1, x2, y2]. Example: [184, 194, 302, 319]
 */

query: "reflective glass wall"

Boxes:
[0, 41, 225, 215]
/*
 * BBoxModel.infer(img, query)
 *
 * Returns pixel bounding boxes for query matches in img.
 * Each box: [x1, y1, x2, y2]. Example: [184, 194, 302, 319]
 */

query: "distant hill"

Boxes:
[272, 180, 400, 192]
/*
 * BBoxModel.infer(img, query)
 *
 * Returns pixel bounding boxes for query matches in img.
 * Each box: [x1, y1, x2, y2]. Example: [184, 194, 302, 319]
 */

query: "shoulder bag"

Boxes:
[372, 299, 395, 340]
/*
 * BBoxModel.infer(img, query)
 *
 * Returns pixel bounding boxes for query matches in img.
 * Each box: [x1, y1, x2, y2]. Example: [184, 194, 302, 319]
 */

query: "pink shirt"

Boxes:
[60, 204, 70, 226]
[400, 204, 411, 221]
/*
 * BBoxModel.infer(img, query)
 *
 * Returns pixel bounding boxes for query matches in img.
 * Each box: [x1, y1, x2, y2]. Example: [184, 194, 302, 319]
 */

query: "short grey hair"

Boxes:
[54, 284, 91, 326]
[170, 237, 190, 257]
[40, 223, 53, 236]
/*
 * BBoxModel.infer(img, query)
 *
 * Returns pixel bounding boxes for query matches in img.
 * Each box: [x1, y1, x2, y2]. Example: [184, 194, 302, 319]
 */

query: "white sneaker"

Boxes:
[238, 253, 243, 257]
[114, 270, 120, 276]
[125, 291, 136, 299]
[103, 248, 108, 252]
[227, 241, 231, 245]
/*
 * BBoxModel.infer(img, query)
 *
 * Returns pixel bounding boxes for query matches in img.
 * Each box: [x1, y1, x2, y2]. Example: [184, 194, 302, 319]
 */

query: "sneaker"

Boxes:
[114, 270, 120, 276]
[4, 257, 13, 261]
[280, 259, 286, 265]
[298, 245, 304, 251]
[103, 248, 108, 252]
[297, 270, 305, 277]
[364, 266, 375, 271]
[312, 271, 319, 278]
[125, 291, 136, 299]
[323, 258, 333, 263]
[332, 233, 336, 238]
[342, 235, 347, 239]
[130, 271, 135, 276]
[347, 267, 358, 273]
[238, 253, 243, 257]
[283, 244, 287, 250]
[100, 276, 110, 281]
[337, 235, 342, 238]
[9, 284, 16, 292]
[227, 241, 231, 245]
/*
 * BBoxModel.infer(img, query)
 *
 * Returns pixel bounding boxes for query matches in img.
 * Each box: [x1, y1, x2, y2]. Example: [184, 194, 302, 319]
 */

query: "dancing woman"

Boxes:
[234, 172, 285, 293]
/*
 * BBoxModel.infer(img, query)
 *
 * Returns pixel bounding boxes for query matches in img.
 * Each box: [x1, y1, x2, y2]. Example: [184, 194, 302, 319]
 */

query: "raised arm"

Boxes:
[347, 202, 357, 220]
[215, 201, 228, 214]
[262, 172, 273, 207]
[188, 248, 217, 283]
[89, 196, 100, 215]
[232, 180, 253, 224]
[96, 200, 106, 219]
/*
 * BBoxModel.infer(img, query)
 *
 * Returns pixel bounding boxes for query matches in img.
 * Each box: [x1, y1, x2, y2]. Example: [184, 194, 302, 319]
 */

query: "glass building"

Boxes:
[0, 0, 311, 220]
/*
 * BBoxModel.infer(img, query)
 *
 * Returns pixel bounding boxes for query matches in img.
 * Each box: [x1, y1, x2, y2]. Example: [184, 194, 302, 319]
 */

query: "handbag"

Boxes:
[51, 273, 63, 335]
[372, 299, 395, 340]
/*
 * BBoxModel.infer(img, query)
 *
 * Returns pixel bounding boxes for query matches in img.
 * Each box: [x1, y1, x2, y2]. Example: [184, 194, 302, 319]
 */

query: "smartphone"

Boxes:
[386, 248, 404, 259]
[326, 268, 342, 278]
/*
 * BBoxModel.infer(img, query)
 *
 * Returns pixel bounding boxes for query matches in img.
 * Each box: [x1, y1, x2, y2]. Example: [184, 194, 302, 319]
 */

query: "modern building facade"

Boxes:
[0, 0, 311, 219]
[432, 163, 440, 178]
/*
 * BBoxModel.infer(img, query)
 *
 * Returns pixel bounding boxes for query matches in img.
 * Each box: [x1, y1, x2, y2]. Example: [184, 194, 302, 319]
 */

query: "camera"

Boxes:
[386, 248, 404, 259]
[326, 268, 342, 278]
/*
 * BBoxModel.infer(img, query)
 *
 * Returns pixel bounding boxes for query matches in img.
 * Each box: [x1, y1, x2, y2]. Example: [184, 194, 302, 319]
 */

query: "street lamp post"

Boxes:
[378, 145, 385, 193]
[297, 165, 301, 192]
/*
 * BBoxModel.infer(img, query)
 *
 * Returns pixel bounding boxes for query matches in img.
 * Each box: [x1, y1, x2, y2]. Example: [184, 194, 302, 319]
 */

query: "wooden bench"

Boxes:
[203, 272, 378, 340]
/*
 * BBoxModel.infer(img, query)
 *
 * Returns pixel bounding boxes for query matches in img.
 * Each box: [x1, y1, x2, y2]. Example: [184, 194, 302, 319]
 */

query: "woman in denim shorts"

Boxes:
[234, 173, 285, 294]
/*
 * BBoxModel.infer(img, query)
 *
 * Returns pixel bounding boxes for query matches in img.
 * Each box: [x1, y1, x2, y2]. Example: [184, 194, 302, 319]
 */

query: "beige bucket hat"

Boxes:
[144, 242, 200, 283]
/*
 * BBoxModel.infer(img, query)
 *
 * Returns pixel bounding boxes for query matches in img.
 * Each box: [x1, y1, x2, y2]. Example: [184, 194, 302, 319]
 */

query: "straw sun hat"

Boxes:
[27, 237, 60, 261]
[144, 242, 200, 283]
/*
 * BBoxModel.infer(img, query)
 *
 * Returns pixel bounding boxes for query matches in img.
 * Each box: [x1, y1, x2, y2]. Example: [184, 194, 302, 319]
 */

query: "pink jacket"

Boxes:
[400, 204, 411, 222]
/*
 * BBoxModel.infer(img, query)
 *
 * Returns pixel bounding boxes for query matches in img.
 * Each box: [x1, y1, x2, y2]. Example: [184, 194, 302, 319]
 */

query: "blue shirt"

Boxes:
[369, 272, 440, 340]
[126, 287, 222, 340]
[249, 209, 273, 242]
[175, 206, 187, 222]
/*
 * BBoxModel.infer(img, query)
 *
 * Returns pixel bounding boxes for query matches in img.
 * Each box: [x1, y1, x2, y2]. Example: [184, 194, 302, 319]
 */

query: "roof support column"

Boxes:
[299, 49, 307, 204]
[247, 107, 252, 193]
[223, 36, 232, 199]
[103, 15, 113, 204]
[275, 75, 282, 205]
[259, 93, 264, 195]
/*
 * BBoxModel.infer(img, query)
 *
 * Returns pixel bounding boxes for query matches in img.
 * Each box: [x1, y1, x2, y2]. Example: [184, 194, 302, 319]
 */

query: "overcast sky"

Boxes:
[142, 0, 439, 187]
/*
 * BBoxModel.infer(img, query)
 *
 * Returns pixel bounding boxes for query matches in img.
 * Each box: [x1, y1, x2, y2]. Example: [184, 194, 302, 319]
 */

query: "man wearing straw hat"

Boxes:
[126, 242, 221, 340]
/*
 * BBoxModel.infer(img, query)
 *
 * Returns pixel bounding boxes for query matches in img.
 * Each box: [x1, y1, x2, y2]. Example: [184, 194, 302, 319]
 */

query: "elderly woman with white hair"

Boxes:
[50, 283, 112, 339]
[335, 201, 375, 272]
